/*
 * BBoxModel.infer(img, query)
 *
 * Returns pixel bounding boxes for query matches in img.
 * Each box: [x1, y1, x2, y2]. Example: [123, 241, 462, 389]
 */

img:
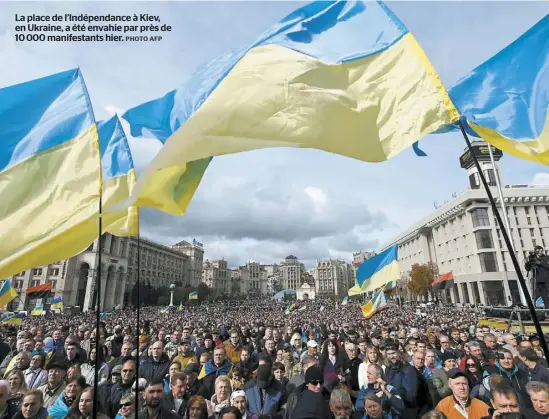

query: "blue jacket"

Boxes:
[245, 380, 286, 417]
[355, 384, 404, 417]
[384, 361, 419, 419]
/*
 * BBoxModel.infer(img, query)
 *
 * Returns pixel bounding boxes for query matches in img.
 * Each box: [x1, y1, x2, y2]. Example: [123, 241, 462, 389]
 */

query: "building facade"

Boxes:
[279, 255, 304, 290]
[172, 240, 204, 286]
[312, 259, 353, 298]
[5, 234, 190, 312]
[353, 250, 377, 267]
[202, 259, 230, 295]
[382, 142, 548, 307]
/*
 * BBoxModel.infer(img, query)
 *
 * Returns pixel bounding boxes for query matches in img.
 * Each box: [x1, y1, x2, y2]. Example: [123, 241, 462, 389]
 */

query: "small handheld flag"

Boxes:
[51, 297, 63, 311]
[31, 305, 44, 316]
[189, 291, 198, 300]
[361, 291, 389, 320]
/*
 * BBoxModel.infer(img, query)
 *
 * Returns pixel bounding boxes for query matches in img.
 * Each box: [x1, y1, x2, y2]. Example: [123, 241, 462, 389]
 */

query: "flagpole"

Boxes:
[135, 208, 140, 416]
[459, 121, 549, 361]
[486, 141, 528, 306]
[93, 196, 102, 419]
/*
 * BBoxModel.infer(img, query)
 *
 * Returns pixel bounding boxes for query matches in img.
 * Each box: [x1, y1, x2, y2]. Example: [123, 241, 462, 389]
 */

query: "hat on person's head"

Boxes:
[256, 364, 272, 389]
[371, 331, 382, 339]
[111, 365, 122, 375]
[447, 368, 468, 380]
[305, 365, 323, 385]
[230, 390, 246, 404]
[282, 343, 292, 351]
[180, 339, 190, 345]
[307, 340, 319, 348]
[183, 363, 200, 375]
[204, 333, 213, 341]
[139, 335, 148, 344]
[441, 352, 457, 363]
[47, 361, 67, 371]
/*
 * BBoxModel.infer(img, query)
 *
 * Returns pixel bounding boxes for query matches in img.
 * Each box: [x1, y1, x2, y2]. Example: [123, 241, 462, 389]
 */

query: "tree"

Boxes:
[407, 262, 439, 299]
[197, 282, 213, 300]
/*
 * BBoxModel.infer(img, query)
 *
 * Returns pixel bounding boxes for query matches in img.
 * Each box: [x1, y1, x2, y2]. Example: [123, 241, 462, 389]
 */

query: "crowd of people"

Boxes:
[0, 297, 548, 419]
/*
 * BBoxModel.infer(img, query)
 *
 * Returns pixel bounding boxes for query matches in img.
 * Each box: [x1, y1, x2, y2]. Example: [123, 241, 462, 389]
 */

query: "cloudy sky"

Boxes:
[1, 1, 548, 269]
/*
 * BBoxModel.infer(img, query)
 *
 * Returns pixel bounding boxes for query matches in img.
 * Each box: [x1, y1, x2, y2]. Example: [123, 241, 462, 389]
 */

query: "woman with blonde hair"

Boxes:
[358, 345, 385, 389]
[210, 376, 232, 417]
[6, 369, 27, 408]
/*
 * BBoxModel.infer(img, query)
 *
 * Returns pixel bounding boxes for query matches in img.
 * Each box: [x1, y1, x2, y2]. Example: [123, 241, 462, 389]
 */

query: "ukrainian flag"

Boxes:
[119, 1, 458, 215]
[447, 15, 549, 165]
[189, 291, 198, 300]
[0, 69, 101, 279]
[361, 291, 389, 320]
[51, 297, 63, 311]
[341, 296, 350, 306]
[98, 115, 139, 236]
[384, 281, 398, 293]
[348, 245, 400, 295]
[0, 281, 18, 308]
[31, 304, 44, 316]
[1, 312, 26, 326]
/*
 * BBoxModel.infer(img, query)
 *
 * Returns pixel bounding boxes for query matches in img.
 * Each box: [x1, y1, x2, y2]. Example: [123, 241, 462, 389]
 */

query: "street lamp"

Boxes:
[169, 283, 176, 306]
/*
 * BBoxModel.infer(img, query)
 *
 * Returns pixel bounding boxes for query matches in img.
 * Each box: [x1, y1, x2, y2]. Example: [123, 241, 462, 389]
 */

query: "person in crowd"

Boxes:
[48, 377, 88, 419]
[116, 392, 136, 419]
[210, 375, 232, 416]
[199, 346, 232, 399]
[24, 352, 48, 391]
[484, 348, 529, 406]
[80, 347, 109, 387]
[286, 354, 317, 395]
[163, 361, 181, 393]
[384, 344, 419, 418]
[284, 365, 331, 419]
[518, 348, 549, 384]
[0, 379, 18, 419]
[432, 352, 458, 403]
[184, 395, 209, 419]
[244, 364, 286, 417]
[481, 383, 521, 419]
[37, 361, 67, 409]
[173, 340, 198, 370]
[99, 359, 136, 418]
[140, 341, 170, 384]
[13, 390, 49, 419]
[138, 380, 179, 419]
[162, 371, 187, 416]
[524, 381, 549, 419]
[436, 369, 489, 419]
[355, 363, 405, 418]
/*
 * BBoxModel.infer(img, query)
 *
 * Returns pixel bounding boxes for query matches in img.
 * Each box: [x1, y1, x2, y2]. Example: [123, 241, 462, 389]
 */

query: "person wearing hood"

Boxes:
[198, 346, 233, 399]
[483, 348, 528, 407]
[284, 365, 331, 419]
[140, 342, 170, 384]
[244, 364, 286, 418]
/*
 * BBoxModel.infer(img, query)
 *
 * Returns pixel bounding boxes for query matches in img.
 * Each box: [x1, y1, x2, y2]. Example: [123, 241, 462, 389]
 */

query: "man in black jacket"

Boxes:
[140, 341, 170, 384]
[162, 372, 187, 417]
[526, 246, 549, 308]
[384, 344, 419, 419]
[138, 379, 179, 419]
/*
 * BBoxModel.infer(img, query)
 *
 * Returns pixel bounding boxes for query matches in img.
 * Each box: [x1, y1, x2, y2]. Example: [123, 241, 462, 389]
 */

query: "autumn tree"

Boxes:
[407, 262, 439, 299]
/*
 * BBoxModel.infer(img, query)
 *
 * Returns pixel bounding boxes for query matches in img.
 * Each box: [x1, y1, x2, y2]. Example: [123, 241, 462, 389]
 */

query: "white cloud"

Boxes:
[304, 186, 328, 215]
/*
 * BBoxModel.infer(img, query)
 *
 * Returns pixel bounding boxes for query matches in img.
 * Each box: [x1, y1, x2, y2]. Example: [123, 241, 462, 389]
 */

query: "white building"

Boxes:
[5, 234, 189, 312]
[279, 255, 304, 290]
[312, 259, 352, 298]
[382, 141, 549, 306]
[172, 239, 204, 286]
[202, 259, 231, 295]
[353, 250, 377, 267]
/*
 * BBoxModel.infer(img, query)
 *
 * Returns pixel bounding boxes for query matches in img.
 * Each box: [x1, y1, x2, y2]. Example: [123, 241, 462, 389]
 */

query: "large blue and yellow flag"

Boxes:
[448, 15, 549, 165]
[0, 69, 101, 279]
[0, 281, 18, 308]
[98, 115, 139, 236]
[348, 245, 400, 295]
[361, 291, 389, 320]
[31, 304, 44, 316]
[1, 312, 26, 326]
[119, 0, 458, 215]
[51, 297, 63, 311]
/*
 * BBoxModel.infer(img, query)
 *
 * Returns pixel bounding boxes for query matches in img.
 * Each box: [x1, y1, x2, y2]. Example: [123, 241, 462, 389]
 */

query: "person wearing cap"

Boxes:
[301, 340, 319, 363]
[286, 354, 318, 396]
[432, 352, 458, 403]
[230, 390, 251, 419]
[284, 365, 330, 419]
[183, 363, 208, 399]
[436, 368, 489, 419]
[244, 364, 286, 417]
[111, 365, 123, 385]
[37, 361, 67, 409]
[173, 340, 198, 370]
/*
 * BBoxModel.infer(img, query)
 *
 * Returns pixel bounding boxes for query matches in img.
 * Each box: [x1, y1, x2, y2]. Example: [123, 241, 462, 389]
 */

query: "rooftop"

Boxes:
[381, 184, 549, 251]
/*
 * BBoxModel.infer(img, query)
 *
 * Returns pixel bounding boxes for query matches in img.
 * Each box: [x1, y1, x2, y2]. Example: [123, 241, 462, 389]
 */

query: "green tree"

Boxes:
[407, 262, 439, 299]
[157, 295, 169, 306]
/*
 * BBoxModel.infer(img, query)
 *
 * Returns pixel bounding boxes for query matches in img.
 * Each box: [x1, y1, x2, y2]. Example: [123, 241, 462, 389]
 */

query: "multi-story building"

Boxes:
[312, 259, 350, 297]
[353, 250, 376, 267]
[202, 259, 229, 295]
[4, 234, 189, 312]
[279, 255, 304, 290]
[172, 239, 204, 286]
[382, 141, 549, 306]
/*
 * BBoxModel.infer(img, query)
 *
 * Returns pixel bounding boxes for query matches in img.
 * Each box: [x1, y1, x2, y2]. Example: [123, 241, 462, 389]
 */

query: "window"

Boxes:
[480, 253, 498, 272]
[50, 268, 59, 276]
[472, 208, 490, 227]
[475, 230, 494, 249]
[47, 280, 57, 289]
[32, 268, 43, 276]
[30, 280, 40, 287]
[485, 168, 497, 186]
